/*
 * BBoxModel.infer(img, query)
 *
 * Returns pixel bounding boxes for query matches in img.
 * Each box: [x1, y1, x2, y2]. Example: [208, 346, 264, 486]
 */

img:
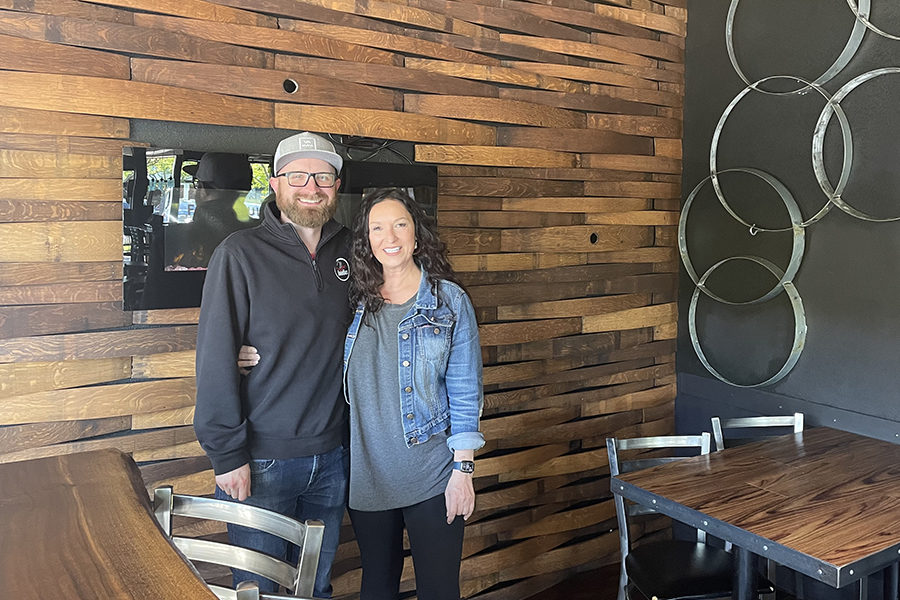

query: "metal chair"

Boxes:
[711, 412, 804, 452]
[607, 433, 774, 600]
[153, 486, 324, 600]
[711, 413, 805, 599]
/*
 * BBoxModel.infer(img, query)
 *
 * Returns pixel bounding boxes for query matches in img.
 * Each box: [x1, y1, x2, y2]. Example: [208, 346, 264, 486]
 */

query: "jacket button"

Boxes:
[405, 386, 412, 393]
[408, 437, 417, 444]
[402, 333, 409, 340]
[434, 327, 440, 334]
[406, 413, 414, 420]
[402, 360, 410, 367]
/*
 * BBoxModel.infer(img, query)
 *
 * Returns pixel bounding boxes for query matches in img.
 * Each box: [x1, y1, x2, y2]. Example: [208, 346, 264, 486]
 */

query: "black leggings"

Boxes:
[349, 493, 465, 600]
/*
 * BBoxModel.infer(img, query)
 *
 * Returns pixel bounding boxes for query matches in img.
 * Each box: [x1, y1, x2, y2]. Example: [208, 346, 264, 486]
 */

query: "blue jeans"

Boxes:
[214, 446, 348, 597]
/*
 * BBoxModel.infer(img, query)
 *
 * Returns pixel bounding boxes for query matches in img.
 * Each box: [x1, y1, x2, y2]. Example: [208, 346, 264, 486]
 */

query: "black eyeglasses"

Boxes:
[275, 171, 337, 188]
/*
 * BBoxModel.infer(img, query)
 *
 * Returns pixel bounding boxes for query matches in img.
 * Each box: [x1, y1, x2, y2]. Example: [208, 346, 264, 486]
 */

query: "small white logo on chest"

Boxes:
[334, 257, 350, 281]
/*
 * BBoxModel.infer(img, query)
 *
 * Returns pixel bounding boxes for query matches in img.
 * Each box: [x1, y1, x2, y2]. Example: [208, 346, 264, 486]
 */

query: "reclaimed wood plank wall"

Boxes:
[0, 0, 685, 597]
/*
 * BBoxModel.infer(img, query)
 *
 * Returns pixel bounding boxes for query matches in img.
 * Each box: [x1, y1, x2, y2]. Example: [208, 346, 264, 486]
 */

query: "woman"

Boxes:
[343, 188, 483, 600]
[239, 188, 484, 600]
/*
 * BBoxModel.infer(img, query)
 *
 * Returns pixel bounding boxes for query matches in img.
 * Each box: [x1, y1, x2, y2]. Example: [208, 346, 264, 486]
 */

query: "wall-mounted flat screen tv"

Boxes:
[123, 146, 437, 311]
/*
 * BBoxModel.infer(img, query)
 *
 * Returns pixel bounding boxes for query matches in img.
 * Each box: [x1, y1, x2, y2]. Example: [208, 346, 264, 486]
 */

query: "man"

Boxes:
[194, 132, 352, 597]
[169, 152, 255, 269]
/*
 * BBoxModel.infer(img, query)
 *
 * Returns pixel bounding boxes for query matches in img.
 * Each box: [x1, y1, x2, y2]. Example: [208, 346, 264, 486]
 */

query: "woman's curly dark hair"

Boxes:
[349, 187, 461, 313]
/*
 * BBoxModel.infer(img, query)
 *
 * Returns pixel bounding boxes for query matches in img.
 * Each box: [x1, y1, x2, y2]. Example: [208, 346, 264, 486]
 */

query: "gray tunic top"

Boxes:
[346, 296, 452, 511]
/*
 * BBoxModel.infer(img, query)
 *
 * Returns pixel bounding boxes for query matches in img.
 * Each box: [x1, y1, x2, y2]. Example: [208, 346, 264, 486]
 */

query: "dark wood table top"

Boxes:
[0, 448, 216, 599]
[612, 427, 900, 588]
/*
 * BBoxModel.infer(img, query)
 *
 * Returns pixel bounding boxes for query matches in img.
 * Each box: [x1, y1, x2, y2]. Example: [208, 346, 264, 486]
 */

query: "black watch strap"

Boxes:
[452, 460, 475, 474]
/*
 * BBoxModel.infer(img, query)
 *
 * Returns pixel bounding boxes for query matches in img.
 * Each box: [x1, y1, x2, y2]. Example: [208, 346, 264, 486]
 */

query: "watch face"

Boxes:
[456, 460, 475, 473]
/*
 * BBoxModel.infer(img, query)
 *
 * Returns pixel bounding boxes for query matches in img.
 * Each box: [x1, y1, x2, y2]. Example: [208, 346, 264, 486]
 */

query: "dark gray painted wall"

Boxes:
[678, 1, 900, 440]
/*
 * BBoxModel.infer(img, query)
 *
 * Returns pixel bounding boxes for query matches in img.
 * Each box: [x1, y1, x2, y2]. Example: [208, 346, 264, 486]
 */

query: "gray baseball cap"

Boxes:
[273, 131, 343, 175]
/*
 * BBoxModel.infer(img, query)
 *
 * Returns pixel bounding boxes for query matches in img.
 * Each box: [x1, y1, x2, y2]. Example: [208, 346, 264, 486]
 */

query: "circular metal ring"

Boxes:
[680, 168, 806, 305]
[688, 256, 807, 388]
[711, 75, 853, 228]
[813, 67, 900, 222]
[726, 0, 869, 94]
[846, 0, 900, 40]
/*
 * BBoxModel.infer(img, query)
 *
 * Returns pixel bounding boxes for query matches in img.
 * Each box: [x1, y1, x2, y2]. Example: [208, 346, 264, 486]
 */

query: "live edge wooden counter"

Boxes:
[0, 448, 216, 600]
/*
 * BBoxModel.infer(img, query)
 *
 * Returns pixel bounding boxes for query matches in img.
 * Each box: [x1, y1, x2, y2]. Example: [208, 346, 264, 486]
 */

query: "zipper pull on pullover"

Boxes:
[311, 256, 323, 290]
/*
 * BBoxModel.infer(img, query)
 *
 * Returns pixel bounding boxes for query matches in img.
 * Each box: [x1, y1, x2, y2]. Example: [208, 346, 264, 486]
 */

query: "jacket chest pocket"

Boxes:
[414, 321, 452, 366]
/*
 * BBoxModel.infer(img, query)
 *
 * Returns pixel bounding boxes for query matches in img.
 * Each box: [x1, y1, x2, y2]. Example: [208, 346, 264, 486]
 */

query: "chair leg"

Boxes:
[617, 561, 627, 600]
[885, 563, 899, 600]
[763, 559, 776, 600]
[858, 574, 867, 600]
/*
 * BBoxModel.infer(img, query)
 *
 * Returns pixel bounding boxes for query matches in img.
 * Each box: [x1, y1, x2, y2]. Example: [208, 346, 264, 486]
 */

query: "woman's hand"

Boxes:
[445, 464, 475, 523]
[237, 345, 260, 375]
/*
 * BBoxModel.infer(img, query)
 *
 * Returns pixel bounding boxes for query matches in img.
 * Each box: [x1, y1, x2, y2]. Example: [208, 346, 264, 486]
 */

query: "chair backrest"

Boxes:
[153, 486, 324, 599]
[607, 433, 712, 555]
[711, 412, 804, 451]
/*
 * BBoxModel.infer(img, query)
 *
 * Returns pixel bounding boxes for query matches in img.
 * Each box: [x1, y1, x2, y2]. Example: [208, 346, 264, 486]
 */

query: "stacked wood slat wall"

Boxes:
[0, 0, 685, 597]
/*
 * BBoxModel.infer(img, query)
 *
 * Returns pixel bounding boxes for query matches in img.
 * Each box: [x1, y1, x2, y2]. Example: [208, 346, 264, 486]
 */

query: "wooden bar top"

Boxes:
[613, 427, 900, 588]
[0, 449, 216, 599]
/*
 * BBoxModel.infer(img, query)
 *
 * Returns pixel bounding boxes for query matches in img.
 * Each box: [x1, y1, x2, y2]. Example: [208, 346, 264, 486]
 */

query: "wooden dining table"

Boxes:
[0, 448, 217, 599]
[611, 427, 900, 600]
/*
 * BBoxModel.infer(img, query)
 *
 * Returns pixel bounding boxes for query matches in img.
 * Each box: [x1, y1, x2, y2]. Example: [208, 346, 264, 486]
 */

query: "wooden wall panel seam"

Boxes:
[0, 133, 144, 156]
[272, 0, 498, 39]
[415, 145, 577, 168]
[0, 326, 198, 362]
[498, 33, 658, 68]
[130, 58, 401, 111]
[132, 12, 400, 66]
[0, 32, 131, 79]
[501, 60, 662, 90]
[405, 94, 586, 128]
[273, 53, 500, 97]
[0, 10, 273, 68]
[0, 107, 129, 138]
[275, 104, 497, 145]
[278, 16, 499, 66]
[79, 0, 278, 27]
[404, 58, 588, 93]
[0, 71, 275, 128]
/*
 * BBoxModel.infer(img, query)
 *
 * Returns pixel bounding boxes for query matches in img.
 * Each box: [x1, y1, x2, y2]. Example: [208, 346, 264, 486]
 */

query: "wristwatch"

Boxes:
[452, 460, 475, 474]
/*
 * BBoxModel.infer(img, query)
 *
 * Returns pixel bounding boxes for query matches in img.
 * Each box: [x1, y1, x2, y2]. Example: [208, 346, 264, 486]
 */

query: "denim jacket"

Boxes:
[343, 271, 485, 452]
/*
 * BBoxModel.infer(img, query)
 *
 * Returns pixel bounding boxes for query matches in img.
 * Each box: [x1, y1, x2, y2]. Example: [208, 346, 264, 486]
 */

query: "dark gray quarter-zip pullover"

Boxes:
[194, 201, 352, 475]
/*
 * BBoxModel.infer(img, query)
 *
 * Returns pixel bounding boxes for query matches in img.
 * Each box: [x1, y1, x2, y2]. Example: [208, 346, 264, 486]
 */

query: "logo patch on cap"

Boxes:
[334, 257, 350, 282]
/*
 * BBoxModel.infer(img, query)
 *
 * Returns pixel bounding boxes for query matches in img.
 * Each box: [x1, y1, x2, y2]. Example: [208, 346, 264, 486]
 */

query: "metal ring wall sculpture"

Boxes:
[812, 67, 900, 222]
[727, 0, 870, 94]
[846, 0, 900, 41]
[688, 257, 807, 389]
[680, 168, 805, 306]
[709, 76, 854, 228]
[683, 0, 897, 387]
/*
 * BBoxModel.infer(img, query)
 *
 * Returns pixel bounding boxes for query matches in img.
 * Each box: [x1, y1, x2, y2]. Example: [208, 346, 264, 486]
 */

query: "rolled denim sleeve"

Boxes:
[445, 288, 485, 452]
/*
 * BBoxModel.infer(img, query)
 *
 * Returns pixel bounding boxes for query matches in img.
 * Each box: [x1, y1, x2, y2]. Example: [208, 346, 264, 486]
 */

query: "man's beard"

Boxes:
[277, 192, 336, 228]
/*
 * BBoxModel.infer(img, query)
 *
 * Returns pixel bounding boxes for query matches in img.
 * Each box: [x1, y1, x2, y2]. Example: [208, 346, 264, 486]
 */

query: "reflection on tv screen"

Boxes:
[164, 188, 262, 271]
